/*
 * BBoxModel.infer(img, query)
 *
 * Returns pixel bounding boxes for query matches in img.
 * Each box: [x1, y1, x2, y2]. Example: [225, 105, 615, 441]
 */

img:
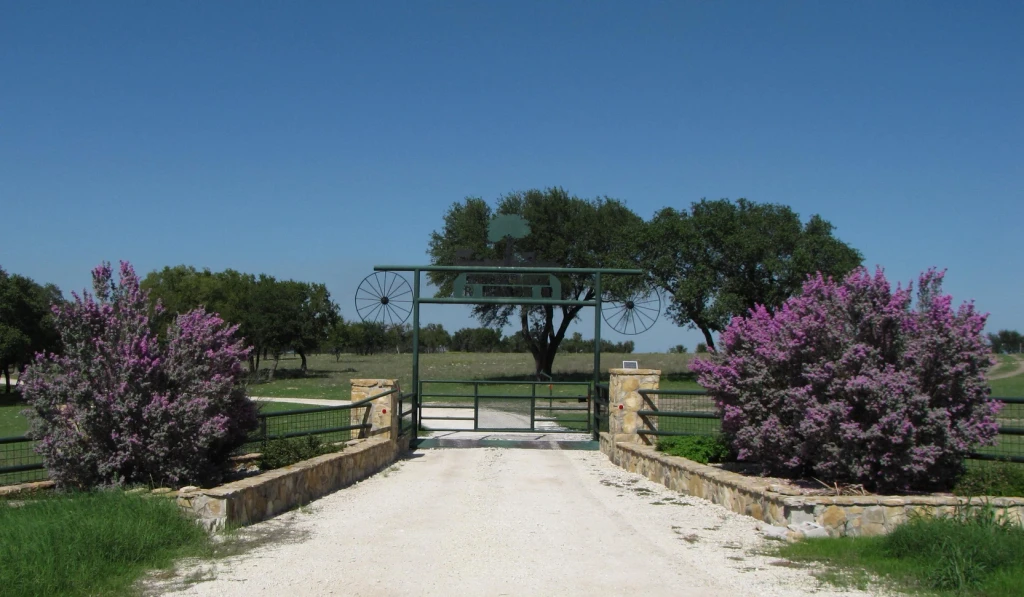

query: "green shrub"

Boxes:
[259, 435, 337, 470]
[886, 507, 1024, 594]
[656, 435, 731, 464]
[954, 460, 1024, 497]
[779, 506, 1024, 597]
[0, 490, 211, 597]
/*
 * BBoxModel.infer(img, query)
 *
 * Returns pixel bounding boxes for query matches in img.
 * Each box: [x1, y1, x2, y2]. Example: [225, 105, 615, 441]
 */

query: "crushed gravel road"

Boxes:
[158, 449, 880, 597]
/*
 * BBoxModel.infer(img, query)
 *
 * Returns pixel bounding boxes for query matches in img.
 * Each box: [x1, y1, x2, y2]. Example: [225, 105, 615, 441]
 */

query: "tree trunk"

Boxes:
[298, 349, 308, 373]
[3, 365, 9, 394]
[699, 325, 717, 351]
[268, 354, 279, 381]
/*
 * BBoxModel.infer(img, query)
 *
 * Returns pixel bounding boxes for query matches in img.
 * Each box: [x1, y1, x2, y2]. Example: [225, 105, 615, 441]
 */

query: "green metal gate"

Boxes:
[418, 380, 592, 434]
[358, 261, 646, 447]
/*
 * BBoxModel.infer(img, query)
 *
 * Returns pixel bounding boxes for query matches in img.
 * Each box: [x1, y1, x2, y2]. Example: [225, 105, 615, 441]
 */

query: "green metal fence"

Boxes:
[418, 379, 592, 434]
[637, 389, 1024, 465]
[0, 388, 397, 488]
[0, 435, 46, 486]
[234, 392, 386, 455]
[594, 383, 610, 436]
[971, 397, 1024, 463]
[399, 392, 417, 437]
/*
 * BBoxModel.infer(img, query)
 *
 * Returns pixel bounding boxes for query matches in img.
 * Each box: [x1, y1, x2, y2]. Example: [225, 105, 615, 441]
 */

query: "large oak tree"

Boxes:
[640, 198, 862, 350]
[428, 188, 643, 377]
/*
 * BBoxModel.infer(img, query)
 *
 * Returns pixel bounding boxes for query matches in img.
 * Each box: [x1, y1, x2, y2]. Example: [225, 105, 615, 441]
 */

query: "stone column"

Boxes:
[350, 379, 399, 440]
[608, 368, 661, 444]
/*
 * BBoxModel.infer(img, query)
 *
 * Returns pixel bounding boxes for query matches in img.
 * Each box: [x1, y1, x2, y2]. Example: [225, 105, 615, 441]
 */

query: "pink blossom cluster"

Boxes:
[21, 262, 257, 489]
[691, 267, 998, 492]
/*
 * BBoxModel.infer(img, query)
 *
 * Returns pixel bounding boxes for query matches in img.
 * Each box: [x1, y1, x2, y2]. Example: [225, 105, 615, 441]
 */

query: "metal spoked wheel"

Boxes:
[602, 289, 661, 335]
[354, 272, 413, 325]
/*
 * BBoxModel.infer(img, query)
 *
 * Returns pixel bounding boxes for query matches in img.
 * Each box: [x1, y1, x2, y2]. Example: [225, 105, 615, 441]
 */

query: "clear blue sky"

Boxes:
[3, 1, 1022, 353]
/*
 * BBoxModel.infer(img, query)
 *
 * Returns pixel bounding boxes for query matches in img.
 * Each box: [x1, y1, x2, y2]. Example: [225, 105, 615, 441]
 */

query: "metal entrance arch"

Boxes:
[368, 264, 645, 447]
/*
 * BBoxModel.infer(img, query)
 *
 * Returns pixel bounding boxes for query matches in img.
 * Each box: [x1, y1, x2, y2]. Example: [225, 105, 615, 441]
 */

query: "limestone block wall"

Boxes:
[350, 379, 399, 439]
[607, 368, 660, 444]
[178, 435, 408, 530]
[601, 434, 1024, 537]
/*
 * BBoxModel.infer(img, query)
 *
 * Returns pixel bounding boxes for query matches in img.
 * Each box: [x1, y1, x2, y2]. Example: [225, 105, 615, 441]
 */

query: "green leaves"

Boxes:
[0, 267, 62, 390]
[640, 198, 862, 349]
[427, 188, 644, 375]
[142, 267, 340, 373]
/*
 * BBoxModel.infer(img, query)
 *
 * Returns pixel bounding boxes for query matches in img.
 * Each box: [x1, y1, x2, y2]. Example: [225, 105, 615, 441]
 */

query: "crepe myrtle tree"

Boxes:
[691, 267, 998, 493]
[21, 262, 257, 489]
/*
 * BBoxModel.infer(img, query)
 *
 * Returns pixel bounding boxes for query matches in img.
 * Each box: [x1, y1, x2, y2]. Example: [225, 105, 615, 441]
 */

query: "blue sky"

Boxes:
[2, 1, 1022, 353]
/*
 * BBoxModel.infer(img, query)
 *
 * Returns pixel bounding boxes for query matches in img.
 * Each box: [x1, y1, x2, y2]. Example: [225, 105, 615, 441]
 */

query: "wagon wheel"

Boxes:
[354, 272, 412, 325]
[601, 288, 660, 335]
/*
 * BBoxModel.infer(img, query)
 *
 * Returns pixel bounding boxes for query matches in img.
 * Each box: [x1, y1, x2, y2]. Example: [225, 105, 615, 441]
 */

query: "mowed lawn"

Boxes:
[1, 351, 1021, 437]
[247, 351, 701, 400]
[0, 394, 29, 438]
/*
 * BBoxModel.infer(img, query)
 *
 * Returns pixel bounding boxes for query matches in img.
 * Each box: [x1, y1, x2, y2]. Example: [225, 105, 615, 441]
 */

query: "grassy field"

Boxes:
[990, 372, 1024, 396]
[247, 351, 699, 399]
[1, 350, 1021, 447]
[0, 490, 214, 597]
[990, 354, 1021, 378]
[0, 392, 28, 437]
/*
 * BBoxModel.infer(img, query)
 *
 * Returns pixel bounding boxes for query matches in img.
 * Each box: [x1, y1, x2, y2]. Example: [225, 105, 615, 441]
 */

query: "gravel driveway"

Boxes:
[160, 449, 878, 597]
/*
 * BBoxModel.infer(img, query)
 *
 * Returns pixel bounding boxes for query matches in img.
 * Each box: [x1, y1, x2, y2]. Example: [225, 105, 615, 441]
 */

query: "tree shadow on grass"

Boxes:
[246, 369, 331, 384]
[0, 389, 25, 407]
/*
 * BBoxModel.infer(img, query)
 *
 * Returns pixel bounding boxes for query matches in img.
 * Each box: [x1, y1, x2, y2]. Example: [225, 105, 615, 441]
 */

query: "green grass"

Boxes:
[0, 490, 213, 597]
[989, 355, 1021, 378]
[0, 391, 29, 437]
[656, 434, 730, 463]
[778, 508, 1024, 596]
[954, 460, 1024, 497]
[247, 351, 699, 399]
[253, 400, 325, 414]
[990, 372, 1024, 397]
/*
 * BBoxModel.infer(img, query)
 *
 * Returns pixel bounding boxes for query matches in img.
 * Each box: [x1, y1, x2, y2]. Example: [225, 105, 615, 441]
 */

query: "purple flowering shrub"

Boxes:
[21, 262, 257, 489]
[691, 267, 998, 492]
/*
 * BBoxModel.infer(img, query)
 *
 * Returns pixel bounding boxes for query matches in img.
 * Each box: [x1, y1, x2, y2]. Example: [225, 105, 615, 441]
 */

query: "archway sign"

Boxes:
[364, 264, 652, 446]
[356, 217, 655, 447]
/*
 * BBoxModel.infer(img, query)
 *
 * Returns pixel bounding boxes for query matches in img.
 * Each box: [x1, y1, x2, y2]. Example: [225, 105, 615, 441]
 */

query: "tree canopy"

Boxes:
[0, 267, 62, 392]
[988, 329, 1023, 354]
[142, 266, 339, 374]
[640, 198, 862, 350]
[428, 188, 644, 376]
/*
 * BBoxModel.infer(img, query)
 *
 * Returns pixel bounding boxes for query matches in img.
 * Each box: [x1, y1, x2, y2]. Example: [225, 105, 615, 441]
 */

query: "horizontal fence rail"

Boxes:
[0, 435, 46, 486]
[237, 388, 397, 454]
[970, 396, 1024, 464]
[0, 388, 398, 487]
[637, 390, 1024, 465]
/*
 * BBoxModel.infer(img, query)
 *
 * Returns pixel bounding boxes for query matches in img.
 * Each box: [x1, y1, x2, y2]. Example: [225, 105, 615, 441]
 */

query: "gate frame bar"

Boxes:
[373, 264, 643, 445]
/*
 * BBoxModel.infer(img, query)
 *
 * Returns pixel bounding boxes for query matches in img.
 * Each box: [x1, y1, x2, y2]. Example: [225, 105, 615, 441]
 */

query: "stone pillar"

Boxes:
[350, 379, 399, 440]
[608, 368, 661, 444]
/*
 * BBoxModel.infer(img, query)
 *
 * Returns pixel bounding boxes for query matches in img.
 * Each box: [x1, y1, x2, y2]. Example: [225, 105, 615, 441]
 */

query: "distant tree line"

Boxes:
[988, 330, 1023, 354]
[320, 322, 633, 356]
[0, 267, 63, 392]
[142, 266, 338, 378]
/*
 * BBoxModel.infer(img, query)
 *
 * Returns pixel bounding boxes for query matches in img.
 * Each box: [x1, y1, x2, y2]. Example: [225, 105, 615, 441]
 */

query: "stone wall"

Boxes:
[179, 435, 408, 530]
[601, 433, 1024, 537]
[607, 368, 660, 445]
[350, 378, 400, 439]
[179, 379, 408, 530]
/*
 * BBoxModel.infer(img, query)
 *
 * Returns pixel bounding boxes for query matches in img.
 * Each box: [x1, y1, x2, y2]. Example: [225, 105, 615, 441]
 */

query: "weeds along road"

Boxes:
[160, 449, 878, 597]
